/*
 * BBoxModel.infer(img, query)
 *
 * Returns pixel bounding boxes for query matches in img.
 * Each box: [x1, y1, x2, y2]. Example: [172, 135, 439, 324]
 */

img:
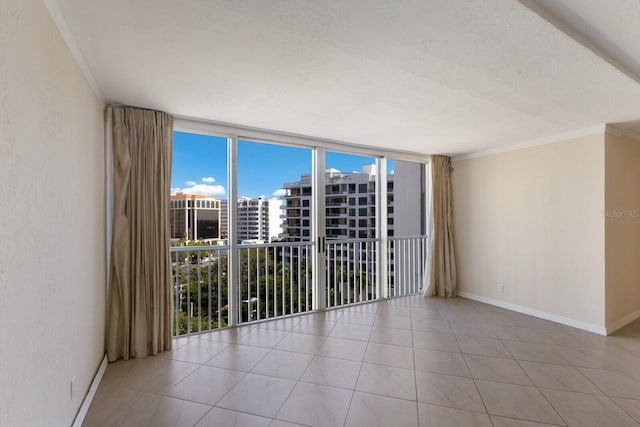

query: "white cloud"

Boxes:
[272, 188, 287, 197]
[172, 178, 226, 196]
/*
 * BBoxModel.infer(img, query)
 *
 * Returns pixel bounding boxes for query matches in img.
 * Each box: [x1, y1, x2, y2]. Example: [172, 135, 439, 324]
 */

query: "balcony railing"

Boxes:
[238, 241, 313, 323]
[387, 235, 428, 297]
[171, 235, 428, 337]
[325, 238, 378, 308]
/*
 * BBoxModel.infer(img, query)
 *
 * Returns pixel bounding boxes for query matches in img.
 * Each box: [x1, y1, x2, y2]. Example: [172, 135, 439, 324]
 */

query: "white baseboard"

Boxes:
[457, 291, 607, 336]
[72, 354, 108, 427]
[606, 309, 640, 335]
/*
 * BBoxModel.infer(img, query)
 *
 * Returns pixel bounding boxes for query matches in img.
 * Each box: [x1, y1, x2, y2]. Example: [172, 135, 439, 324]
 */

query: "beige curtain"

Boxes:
[423, 155, 457, 297]
[107, 106, 173, 362]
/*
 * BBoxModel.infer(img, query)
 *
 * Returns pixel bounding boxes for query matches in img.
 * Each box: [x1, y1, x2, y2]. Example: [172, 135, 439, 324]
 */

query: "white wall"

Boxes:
[452, 134, 606, 328]
[0, 0, 106, 425]
[604, 131, 640, 328]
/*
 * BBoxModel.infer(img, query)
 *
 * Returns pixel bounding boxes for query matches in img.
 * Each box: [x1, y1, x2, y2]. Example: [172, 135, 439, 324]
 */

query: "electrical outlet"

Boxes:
[497, 283, 504, 293]
[71, 377, 77, 400]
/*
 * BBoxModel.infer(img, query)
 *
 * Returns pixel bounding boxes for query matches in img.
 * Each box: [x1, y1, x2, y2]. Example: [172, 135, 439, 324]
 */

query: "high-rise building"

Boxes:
[280, 164, 395, 241]
[170, 194, 221, 241]
[279, 162, 425, 297]
[220, 197, 283, 243]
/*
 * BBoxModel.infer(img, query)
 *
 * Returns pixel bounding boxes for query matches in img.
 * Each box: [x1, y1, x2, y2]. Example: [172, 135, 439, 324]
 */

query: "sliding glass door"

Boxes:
[236, 139, 314, 323]
[170, 128, 429, 336]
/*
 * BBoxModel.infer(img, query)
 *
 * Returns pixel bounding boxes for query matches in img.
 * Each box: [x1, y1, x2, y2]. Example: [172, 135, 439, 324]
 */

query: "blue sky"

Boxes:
[171, 131, 387, 199]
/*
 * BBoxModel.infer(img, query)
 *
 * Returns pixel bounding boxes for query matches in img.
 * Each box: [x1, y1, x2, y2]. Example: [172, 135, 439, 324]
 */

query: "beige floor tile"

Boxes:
[83, 386, 145, 426]
[205, 344, 269, 371]
[475, 380, 564, 425]
[196, 407, 271, 427]
[164, 365, 245, 405]
[291, 320, 336, 336]
[252, 317, 300, 333]
[159, 339, 229, 364]
[415, 371, 485, 413]
[411, 318, 452, 334]
[413, 331, 460, 352]
[456, 336, 512, 358]
[578, 367, 640, 399]
[300, 356, 361, 389]
[612, 397, 640, 423]
[464, 354, 533, 386]
[365, 342, 415, 369]
[97, 359, 139, 390]
[519, 361, 601, 394]
[418, 403, 492, 427]
[410, 308, 447, 320]
[237, 329, 289, 349]
[493, 326, 554, 343]
[338, 312, 376, 326]
[274, 332, 326, 355]
[502, 340, 571, 365]
[269, 420, 308, 427]
[541, 388, 637, 427]
[124, 357, 200, 394]
[96, 392, 210, 427]
[84, 296, 640, 427]
[356, 363, 416, 400]
[251, 349, 313, 380]
[342, 302, 379, 314]
[317, 337, 368, 361]
[171, 336, 193, 350]
[370, 326, 414, 347]
[345, 392, 418, 427]
[560, 346, 640, 371]
[450, 321, 499, 338]
[414, 348, 470, 377]
[490, 416, 562, 426]
[375, 314, 413, 330]
[329, 322, 372, 341]
[196, 327, 250, 343]
[217, 373, 296, 418]
[276, 382, 353, 427]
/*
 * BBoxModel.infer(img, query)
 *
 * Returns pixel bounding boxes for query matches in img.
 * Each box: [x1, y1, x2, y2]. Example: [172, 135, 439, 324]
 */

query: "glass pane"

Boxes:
[237, 140, 313, 322]
[170, 131, 229, 335]
[387, 159, 427, 297]
[325, 151, 377, 307]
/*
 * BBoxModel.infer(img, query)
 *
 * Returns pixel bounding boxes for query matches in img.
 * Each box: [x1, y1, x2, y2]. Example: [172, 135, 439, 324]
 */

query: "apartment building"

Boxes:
[170, 194, 221, 241]
[221, 197, 283, 243]
[280, 164, 394, 241]
[280, 161, 424, 241]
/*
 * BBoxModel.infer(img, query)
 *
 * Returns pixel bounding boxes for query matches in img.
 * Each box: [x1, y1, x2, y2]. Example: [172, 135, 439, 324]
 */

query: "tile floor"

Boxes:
[84, 295, 640, 426]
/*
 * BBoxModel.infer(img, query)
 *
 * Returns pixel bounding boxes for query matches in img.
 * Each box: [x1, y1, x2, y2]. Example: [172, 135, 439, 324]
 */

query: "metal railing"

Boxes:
[325, 238, 379, 308]
[171, 235, 428, 336]
[171, 245, 230, 336]
[238, 241, 313, 323]
[387, 235, 428, 297]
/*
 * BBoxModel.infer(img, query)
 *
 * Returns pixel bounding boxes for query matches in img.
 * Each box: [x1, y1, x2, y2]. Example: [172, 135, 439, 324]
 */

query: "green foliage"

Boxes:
[172, 244, 313, 336]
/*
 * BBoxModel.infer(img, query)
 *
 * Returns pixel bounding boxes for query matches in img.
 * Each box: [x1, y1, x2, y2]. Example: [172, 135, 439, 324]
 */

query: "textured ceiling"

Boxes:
[50, 0, 640, 155]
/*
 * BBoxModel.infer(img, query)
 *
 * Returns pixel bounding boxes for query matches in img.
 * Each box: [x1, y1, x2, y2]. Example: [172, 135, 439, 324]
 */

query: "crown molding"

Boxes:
[452, 125, 606, 161]
[605, 124, 640, 142]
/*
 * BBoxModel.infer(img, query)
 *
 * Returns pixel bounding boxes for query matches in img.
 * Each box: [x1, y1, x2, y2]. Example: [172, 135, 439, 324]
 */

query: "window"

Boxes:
[170, 126, 428, 333]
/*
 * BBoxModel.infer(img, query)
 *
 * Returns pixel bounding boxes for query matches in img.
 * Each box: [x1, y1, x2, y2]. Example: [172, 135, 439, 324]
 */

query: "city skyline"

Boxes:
[171, 131, 392, 199]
